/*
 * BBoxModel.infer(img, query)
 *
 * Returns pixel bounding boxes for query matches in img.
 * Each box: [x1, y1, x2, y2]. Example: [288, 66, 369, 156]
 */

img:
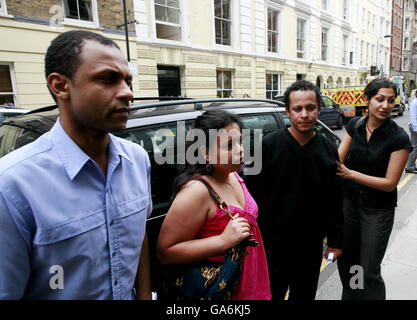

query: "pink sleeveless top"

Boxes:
[195, 172, 271, 300]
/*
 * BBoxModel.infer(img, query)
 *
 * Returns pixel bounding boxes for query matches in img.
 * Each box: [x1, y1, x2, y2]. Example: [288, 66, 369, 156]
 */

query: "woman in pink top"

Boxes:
[157, 110, 271, 300]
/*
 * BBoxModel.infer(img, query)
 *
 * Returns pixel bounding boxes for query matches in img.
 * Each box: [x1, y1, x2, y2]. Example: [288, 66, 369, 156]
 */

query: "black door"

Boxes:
[157, 66, 181, 97]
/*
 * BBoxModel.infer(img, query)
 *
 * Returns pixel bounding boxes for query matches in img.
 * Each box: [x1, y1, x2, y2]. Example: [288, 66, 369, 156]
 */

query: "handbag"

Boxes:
[159, 176, 259, 301]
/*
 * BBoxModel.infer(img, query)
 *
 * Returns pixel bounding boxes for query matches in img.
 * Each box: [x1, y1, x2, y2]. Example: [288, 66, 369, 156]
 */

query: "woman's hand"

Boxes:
[336, 161, 354, 180]
[220, 213, 251, 249]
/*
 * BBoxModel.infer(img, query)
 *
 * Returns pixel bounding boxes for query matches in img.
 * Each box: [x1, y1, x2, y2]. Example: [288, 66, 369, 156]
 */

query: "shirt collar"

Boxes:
[361, 116, 393, 136]
[51, 119, 133, 180]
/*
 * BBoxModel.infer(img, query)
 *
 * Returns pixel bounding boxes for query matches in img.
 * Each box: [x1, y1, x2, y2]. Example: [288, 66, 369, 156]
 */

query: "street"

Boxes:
[316, 109, 417, 300]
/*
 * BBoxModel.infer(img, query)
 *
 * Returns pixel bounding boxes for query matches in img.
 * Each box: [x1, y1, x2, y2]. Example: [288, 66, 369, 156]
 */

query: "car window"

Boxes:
[322, 96, 334, 107]
[115, 120, 195, 218]
[0, 125, 42, 157]
[239, 113, 280, 160]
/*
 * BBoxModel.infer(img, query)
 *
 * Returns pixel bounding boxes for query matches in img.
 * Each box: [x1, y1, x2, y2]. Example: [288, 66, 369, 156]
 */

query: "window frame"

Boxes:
[216, 69, 233, 98]
[296, 18, 306, 59]
[214, 0, 232, 46]
[153, 0, 182, 41]
[342, 34, 348, 65]
[62, 0, 99, 28]
[267, 7, 280, 54]
[321, 27, 329, 62]
[403, 57, 409, 71]
[0, 63, 18, 108]
[343, 0, 349, 20]
[265, 72, 282, 100]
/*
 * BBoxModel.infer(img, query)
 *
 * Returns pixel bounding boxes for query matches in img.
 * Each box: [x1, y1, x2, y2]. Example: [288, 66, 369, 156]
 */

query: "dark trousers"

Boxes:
[268, 236, 323, 301]
[337, 196, 394, 300]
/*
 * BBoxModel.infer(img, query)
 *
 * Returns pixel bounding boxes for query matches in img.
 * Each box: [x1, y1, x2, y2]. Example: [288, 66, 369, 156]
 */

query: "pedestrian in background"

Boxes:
[157, 110, 271, 300]
[245, 80, 344, 300]
[0, 30, 152, 299]
[405, 90, 417, 174]
[337, 77, 411, 300]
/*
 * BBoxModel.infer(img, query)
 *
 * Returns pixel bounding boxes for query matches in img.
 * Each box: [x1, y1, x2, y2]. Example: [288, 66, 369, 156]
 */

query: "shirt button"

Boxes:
[112, 251, 117, 257]
[114, 280, 118, 286]
[109, 220, 114, 226]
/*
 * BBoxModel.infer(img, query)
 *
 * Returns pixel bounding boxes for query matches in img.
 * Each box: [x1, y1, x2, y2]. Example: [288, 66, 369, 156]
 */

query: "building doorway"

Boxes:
[157, 66, 181, 97]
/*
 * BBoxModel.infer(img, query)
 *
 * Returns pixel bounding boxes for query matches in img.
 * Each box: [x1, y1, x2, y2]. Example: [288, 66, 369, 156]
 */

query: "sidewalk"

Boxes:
[316, 173, 417, 300]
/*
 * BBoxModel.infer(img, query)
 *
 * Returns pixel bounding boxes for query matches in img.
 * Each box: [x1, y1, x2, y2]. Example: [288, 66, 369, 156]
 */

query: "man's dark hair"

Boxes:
[364, 77, 398, 102]
[45, 30, 120, 102]
[283, 80, 324, 111]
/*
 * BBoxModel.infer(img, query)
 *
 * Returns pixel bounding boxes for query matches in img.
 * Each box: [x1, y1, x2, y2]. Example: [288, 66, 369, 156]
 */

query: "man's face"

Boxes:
[66, 40, 133, 134]
[286, 90, 320, 133]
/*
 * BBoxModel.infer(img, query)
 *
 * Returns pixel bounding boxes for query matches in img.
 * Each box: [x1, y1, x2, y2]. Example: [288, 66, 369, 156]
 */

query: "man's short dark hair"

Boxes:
[283, 80, 324, 111]
[45, 30, 120, 102]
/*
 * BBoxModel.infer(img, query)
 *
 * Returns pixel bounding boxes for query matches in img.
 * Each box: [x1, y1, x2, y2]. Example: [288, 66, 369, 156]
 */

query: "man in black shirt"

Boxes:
[245, 80, 343, 300]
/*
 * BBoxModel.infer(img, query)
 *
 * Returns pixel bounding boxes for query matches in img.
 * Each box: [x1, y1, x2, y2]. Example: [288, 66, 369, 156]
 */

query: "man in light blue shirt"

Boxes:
[0, 31, 152, 299]
[406, 90, 417, 174]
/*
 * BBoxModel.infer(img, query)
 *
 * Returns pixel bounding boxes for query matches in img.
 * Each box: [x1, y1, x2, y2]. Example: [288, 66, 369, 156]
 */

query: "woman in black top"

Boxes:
[336, 78, 411, 300]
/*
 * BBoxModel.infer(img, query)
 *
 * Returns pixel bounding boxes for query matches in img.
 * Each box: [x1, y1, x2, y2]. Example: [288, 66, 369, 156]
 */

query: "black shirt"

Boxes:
[244, 128, 343, 253]
[344, 116, 412, 209]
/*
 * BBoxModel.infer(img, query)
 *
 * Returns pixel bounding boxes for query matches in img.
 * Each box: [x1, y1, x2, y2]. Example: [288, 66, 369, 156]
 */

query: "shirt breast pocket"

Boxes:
[116, 195, 149, 251]
[33, 210, 108, 267]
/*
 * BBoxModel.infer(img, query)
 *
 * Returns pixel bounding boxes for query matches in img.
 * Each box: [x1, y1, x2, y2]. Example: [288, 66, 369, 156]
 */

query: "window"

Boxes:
[367, 11, 370, 29]
[372, 14, 375, 31]
[239, 114, 279, 144]
[362, 8, 366, 27]
[296, 19, 305, 58]
[155, 0, 181, 41]
[265, 73, 282, 100]
[64, 0, 92, 21]
[403, 57, 409, 70]
[214, 0, 231, 45]
[321, 27, 329, 61]
[0, 65, 16, 107]
[406, 18, 410, 30]
[267, 9, 279, 53]
[216, 70, 233, 98]
[343, 0, 348, 20]
[322, 0, 328, 10]
[342, 35, 348, 65]
[405, 37, 409, 50]
[63, 0, 98, 26]
[360, 40, 364, 66]
[366, 43, 369, 66]
[371, 44, 375, 65]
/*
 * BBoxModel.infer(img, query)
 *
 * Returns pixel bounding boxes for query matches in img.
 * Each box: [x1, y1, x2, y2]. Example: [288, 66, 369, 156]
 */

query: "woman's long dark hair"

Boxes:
[171, 109, 242, 201]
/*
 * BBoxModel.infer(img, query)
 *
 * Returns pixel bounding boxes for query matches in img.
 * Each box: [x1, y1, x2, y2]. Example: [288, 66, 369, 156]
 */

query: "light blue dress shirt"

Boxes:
[0, 119, 152, 299]
[410, 98, 417, 132]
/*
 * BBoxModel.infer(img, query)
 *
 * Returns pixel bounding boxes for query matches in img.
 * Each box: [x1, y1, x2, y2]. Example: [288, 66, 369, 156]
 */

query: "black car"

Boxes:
[0, 98, 341, 293]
